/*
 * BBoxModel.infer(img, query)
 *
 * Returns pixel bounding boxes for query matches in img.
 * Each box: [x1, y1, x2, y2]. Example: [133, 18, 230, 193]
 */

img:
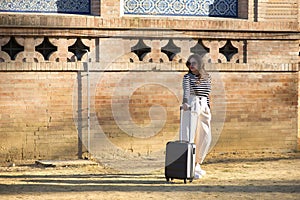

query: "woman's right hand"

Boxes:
[182, 103, 190, 111]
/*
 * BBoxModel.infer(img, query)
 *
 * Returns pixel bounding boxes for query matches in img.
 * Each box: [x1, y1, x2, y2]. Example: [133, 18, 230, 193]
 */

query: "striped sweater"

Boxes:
[182, 73, 211, 107]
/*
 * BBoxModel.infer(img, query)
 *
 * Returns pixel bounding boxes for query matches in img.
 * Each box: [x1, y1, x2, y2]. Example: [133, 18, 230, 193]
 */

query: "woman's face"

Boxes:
[189, 57, 199, 74]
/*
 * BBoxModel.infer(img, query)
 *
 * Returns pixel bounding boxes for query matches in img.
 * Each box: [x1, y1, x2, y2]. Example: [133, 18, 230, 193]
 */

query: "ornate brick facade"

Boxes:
[0, 0, 299, 166]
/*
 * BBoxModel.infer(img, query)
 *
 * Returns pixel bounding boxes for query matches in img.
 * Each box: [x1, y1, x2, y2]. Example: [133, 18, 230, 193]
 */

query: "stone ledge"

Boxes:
[0, 13, 299, 32]
[0, 62, 298, 72]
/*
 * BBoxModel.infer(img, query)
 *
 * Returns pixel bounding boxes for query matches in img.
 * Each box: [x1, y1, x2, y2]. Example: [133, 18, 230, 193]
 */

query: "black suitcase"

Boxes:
[165, 106, 196, 183]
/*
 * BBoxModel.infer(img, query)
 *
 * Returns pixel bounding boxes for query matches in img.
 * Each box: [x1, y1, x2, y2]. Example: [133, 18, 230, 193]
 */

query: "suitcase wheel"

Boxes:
[166, 177, 170, 182]
[184, 179, 187, 184]
[189, 178, 193, 183]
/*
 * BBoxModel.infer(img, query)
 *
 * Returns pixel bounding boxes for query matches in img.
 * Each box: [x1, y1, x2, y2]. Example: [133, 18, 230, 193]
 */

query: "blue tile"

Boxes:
[0, 0, 90, 14]
[123, 0, 238, 17]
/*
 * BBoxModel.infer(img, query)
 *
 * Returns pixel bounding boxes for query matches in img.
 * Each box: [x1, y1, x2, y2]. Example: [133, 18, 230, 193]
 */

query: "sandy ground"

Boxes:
[0, 152, 299, 200]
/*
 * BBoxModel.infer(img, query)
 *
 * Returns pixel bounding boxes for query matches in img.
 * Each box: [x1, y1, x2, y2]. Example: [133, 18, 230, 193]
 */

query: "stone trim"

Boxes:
[0, 62, 298, 72]
[0, 14, 298, 32]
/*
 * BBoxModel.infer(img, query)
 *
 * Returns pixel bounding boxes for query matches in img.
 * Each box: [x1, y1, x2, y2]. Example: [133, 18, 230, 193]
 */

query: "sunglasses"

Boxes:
[186, 61, 198, 67]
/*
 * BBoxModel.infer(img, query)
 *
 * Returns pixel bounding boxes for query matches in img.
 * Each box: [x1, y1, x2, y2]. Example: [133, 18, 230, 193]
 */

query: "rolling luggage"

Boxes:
[165, 105, 197, 183]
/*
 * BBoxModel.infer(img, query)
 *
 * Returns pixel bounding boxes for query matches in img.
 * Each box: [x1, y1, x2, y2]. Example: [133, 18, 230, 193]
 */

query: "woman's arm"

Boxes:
[182, 74, 190, 104]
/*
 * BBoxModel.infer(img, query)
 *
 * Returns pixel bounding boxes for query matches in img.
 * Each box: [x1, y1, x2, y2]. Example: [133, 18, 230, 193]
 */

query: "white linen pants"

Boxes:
[194, 99, 211, 164]
[182, 96, 212, 164]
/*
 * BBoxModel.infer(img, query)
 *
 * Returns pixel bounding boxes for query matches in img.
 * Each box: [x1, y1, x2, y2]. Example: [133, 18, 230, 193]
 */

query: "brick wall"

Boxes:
[0, 72, 78, 161]
[247, 40, 300, 64]
[101, 0, 120, 17]
[93, 69, 298, 155]
[0, 62, 298, 162]
[0, 0, 299, 163]
[94, 71, 181, 155]
[259, 0, 299, 22]
[213, 71, 298, 153]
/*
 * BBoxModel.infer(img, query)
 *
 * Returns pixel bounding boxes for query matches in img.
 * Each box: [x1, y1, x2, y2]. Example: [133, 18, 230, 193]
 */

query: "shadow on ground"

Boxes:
[0, 173, 299, 194]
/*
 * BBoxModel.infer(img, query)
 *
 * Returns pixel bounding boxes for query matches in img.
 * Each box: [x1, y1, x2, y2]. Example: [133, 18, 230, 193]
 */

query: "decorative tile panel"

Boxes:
[123, 0, 238, 17]
[0, 0, 90, 14]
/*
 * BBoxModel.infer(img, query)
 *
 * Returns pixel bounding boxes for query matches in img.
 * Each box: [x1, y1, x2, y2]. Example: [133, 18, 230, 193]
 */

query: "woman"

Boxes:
[182, 54, 212, 179]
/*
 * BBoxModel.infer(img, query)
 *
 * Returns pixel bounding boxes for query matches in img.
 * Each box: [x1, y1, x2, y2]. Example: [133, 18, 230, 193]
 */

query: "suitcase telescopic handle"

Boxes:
[179, 105, 192, 141]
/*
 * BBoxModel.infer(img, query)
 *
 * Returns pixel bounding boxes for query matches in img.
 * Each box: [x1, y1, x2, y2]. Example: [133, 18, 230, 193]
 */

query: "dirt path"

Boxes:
[0, 153, 299, 200]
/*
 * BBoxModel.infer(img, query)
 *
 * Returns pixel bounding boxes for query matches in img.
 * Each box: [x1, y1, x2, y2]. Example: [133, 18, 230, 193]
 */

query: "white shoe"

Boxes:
[194, 171, 202, 179]
[195, 164, 206, 176]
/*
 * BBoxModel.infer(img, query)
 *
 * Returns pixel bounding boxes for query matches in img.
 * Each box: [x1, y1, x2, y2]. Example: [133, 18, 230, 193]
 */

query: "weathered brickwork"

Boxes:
[0, 72, 78, 161]
[247, 40, 300, 64]
[259, 0, 299, 22]
[0, 0, 299, 163]
[213, 72, 298, 153]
